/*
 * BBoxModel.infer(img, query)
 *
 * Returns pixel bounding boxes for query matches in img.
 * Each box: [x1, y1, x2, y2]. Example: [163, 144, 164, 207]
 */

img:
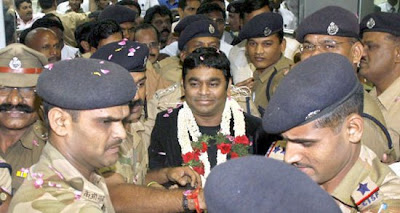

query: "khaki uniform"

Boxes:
[370, 76, 400, 159]
[155, 56, 182, 84]
[0, 120, 47, 193]
[146, 61, 175, 101]
[252, 56, 293, 111]
[9, 143, 115, 213]
[113, 121, 149, 185]
[46, 10, 89, 47]
[267, 144, 400, 212]
[332, 145, 400, 212]
[363, 91, 397, 160]
[0, 156, 12, 194]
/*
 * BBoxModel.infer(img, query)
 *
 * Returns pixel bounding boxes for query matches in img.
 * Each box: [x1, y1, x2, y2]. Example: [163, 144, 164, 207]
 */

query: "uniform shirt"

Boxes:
[155, 56, 182, 83]
[0, 120, 47, 193]
[252, 55, 293, 112]
[45, 10, 89, 47]
[114, 121, 149, 185]
[0, 156, 12, 194]
[370, 76, 400, 159]
[146, 61, 174, 101]
[332, 145, 400, 212]
[9, 143, 115, 213]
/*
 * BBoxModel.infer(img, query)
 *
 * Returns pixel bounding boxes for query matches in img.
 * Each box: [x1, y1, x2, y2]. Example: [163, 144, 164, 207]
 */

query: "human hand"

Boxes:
[235, 77, 254, 90]
[166, 166, 202, 188]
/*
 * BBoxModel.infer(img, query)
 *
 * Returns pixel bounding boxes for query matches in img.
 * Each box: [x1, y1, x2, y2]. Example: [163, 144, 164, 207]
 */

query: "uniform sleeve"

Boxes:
[0, 158, 11, 194]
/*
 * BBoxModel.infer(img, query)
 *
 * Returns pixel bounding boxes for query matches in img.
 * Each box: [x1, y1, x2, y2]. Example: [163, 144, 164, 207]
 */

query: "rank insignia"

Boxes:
[209, 24, 215, 34]
[264, 27, 272, 37]
[16, 168, 29, 178]
[9, 57, 22, 69]
[266, 140, 286, 161]
[367, 18, 375, 29]
[327, 22, 339, 35]
[352, 177, 380, 210]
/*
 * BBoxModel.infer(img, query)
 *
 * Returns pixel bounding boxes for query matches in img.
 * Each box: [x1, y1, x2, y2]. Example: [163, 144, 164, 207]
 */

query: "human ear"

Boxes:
[48, 108, 72, 136]
[351, 41, 363, 65]
[346, 113, 363, 144]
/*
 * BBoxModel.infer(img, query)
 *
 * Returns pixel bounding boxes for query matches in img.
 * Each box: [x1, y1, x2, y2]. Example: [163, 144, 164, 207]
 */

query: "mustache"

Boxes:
[129, 99, 144, 108]
[0, 103, 34, 113]
[161, 28, 170, 34]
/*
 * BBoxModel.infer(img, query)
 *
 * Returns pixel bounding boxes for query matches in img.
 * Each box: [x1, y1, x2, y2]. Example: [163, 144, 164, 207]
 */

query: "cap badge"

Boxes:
[305, 110, 321, 120]
[327, 22, 339, 35]
[9, 57, 22, 69]
[264, 27, 272, 36]
[230, 7, 236, 13]
[367, 18, 375, 29]
[209, 24, 215, 34]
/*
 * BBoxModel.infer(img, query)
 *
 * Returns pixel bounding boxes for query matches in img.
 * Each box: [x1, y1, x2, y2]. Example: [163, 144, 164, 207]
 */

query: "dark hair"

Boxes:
[178, 0, 201, 9]
[116, 0, 141, 15]
[134, 23, 160, 42]
[144, 5, 172, 24]
[38, 0, 54, 10]
[42, 101, 80, 130]
[19, 27, 32, 44]
[276, 30, 284, 43]
[31, 17, 64, 32]
[314, 85, 364, 133]
[88, 19, 122, 48]
[183, 47, 231, 89]
[75, 21, 96, 53]
[43, 13, 62, 23]
[202, 0, 225, 8]
[15, 0, 32, 10]
[197, 2, 226, 20]
[243, 0, 269, 14]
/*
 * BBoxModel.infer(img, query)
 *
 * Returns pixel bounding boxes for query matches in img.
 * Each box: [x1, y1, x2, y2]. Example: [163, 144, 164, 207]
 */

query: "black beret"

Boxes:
[178, 19, 220, 51]
[296, 6, 359, 43]
[91, 39, 149, 72]
[174, 14, 209, 34]
[227, 0, 243, 13]
[37, 58, 136, 110]
[238, 12, 283, 41]
[205, 156, 341, 213]
[98, 5, 136, 24]
[360, 12, 400, 37]
[262, 53, 362, 134]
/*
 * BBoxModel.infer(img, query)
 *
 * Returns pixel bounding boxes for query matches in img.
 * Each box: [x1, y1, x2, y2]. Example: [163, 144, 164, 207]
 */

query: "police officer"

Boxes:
[91, 41, 206, 212]
[0, 43, 48, 193]
[294, 6, 395, 162]
[238, 12, 293, 113]
[360, 12, 400, 163]
[263, 53, 400, 212]
[10, 58, 136, 212]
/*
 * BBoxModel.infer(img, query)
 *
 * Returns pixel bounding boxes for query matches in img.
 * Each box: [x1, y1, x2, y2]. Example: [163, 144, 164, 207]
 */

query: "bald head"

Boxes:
[25, 28, 61, 63]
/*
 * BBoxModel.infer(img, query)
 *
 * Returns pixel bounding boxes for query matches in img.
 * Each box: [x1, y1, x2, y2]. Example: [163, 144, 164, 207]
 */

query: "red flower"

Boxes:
[182, 152, 199, 163]
[230, 152, 239, 159]
[193, 166, 205, 175]
[217, 143, 232, 154]
[234, 135, 250, 145]
[201, 142, 208, 152]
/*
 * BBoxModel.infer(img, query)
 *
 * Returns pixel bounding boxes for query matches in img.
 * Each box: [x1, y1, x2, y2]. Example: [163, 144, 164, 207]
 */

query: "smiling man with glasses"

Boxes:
[288, 6, 397, 163]
[0, 43, 48, 196]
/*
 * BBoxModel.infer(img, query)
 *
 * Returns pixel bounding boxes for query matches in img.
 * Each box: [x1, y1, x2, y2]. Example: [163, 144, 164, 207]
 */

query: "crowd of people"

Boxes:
[0, 0, 400, 212]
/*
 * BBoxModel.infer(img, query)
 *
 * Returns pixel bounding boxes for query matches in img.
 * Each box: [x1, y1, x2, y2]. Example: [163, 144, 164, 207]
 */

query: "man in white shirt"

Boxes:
[15, 0, 44, 31]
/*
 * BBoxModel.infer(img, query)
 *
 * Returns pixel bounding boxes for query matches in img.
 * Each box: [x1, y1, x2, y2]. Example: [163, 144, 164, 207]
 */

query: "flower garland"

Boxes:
[177, 98, 250, 186]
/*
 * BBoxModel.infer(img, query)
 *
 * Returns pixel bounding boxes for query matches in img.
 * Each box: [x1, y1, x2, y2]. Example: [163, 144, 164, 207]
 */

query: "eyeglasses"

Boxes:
[299, 40, 350, 53]
[209, 17, 225, 25]
[0, 86, 36, 98]
[145, 42, 160, 49]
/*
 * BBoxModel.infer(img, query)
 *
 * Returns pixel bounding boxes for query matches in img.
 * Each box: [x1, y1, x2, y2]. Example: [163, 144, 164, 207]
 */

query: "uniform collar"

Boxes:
[20, 120, 47, 150]
[254, 55, 292, 83]
[371, 76, 400, 111]
[330, 145, 390, 208]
